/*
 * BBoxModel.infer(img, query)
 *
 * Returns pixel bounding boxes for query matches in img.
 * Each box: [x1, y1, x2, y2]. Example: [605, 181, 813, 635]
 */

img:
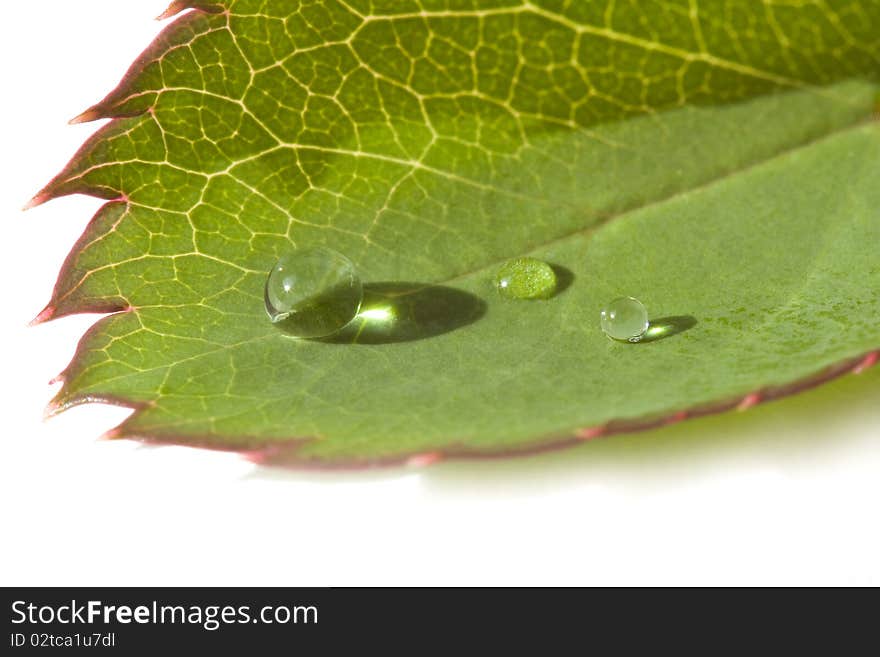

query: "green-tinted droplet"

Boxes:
[495, 257, 557, 300]
[265, 247, 363, 338]
[600, 296, 649, 342]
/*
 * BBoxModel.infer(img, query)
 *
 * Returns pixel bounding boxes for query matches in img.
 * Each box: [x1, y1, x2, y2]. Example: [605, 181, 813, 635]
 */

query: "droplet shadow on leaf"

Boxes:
[637, 315, 697, 343]
[320, 282, 486, 345]
[549, 264, 574, 296]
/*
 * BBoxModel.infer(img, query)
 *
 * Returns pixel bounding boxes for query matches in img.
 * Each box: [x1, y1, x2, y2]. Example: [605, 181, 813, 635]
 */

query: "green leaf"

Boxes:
[35, 1, 880, 466]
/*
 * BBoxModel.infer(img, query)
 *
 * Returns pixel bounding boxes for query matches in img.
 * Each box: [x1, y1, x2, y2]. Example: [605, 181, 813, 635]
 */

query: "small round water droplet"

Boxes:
[265, 247, 363, 338]
[495, 257, 556, 300]
[600, 296, 648, 342]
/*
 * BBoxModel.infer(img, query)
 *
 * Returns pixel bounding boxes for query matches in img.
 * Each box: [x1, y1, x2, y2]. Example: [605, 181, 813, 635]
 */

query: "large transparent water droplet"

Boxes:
[600, 296, 648, 342]
[265, 247, 363, 338]
[495, 257, 557, 299]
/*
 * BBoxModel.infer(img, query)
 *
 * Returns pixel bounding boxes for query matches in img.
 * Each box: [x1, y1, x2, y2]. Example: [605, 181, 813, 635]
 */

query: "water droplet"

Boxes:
[600, 296, 649, 342]
[265, 247, 363, 338]
[495, 257, 557, 299]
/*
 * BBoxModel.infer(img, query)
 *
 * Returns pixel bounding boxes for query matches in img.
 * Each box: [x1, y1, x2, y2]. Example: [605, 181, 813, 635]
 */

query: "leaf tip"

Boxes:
[666, 410, 689, 425]
[575, 425, 606, 441]
[22, 191, 50, 211]
[155, 1, 189, 20]
[736, 392, 762, 412]
[68, 106, 103, 125]
[853, 351, 879, 375]
[99, 426, 125, 440]
[43, 395, 64, 420]
[405, 451, 443, 467]
[29, 304, 57, 327]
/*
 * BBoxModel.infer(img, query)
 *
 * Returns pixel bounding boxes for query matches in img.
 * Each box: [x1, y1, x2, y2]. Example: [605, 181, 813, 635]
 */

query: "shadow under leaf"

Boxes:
[322, 282, 486, 345]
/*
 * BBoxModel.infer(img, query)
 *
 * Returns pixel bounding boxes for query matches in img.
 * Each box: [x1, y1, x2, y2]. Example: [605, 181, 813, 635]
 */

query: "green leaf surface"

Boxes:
[37, 1, 880, 466]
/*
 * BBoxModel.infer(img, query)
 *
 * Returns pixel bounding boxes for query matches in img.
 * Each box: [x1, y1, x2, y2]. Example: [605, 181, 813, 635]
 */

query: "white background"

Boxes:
[1, 1, 878, 586]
